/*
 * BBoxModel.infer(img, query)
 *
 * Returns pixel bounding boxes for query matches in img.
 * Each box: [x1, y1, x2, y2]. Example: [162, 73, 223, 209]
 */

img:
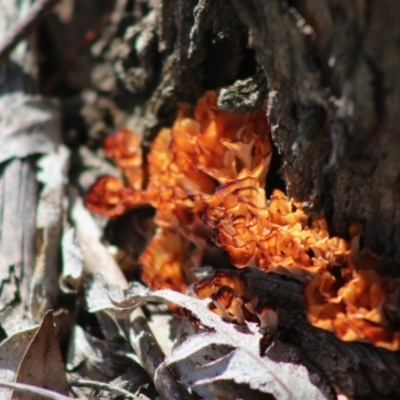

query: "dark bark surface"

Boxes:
[66, 0, 255, 145]
[242, 268, 400, 398]
[232, 0, 400, 276]
[76, 0, 400, 275]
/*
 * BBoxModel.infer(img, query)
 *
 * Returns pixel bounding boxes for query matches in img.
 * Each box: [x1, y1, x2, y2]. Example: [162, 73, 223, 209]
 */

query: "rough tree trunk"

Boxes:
[233, 0, 400, 276]
[80, 0, 400, 275]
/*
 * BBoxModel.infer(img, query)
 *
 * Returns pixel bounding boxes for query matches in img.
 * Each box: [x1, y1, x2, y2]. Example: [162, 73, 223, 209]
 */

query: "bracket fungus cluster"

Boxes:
[85, 91, 400, 350]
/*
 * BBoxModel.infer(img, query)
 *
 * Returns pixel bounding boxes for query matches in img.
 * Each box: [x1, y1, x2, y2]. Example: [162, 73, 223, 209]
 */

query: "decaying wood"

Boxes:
[73, 1, 400, 396]
[86, 0, 400, 276]
[0, 0, 38, 316]
[231, 0, 400, 275]
[0, 159, 37, 311]
[83, 0, 251, 140]
[242, 268, 400, 397]
[1, 0, 399, 398]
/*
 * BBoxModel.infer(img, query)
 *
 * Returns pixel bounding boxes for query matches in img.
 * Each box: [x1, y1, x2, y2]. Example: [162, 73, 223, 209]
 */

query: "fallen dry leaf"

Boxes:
[60, 227, 84, 293]
[0, 381, 70, 400]
[12, 311, 69, 400]
[108, 286, 331, 400]
[68, 378, 140, 400]
[70, 196, 128, 289]
[0, 93, 61, 164]
[66, 325, 140, 382]
[0, 327, 38, 399]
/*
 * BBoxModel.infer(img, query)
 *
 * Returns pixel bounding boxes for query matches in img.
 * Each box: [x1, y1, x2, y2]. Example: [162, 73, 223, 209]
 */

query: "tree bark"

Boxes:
[232, 0, 400, 276]
[91, 0, 400, 275]
[243, 268, 400, 398]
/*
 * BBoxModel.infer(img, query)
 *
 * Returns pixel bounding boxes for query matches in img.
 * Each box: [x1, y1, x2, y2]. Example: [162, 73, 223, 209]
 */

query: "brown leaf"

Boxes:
[12, 311, 69, 400]
[0, 327, 38, 399]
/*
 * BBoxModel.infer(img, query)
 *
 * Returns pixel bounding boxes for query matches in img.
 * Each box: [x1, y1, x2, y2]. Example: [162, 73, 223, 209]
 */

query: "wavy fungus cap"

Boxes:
[84, 91, 400, 350]
[85, 90, 273, 289]
[84, 176, 147, 218]
[305, 249, 400, 350]
[103, 128, 143, 190]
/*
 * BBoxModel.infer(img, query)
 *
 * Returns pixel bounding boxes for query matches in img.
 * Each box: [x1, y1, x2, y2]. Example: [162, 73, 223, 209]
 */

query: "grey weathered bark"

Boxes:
[0, 1, 40, 313]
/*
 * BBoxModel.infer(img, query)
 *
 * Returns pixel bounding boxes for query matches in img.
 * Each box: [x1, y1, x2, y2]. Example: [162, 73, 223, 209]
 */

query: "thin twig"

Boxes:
[0, 0, 60, 67]
[70, 379, 140, 399]
[0, 380, 71, 400]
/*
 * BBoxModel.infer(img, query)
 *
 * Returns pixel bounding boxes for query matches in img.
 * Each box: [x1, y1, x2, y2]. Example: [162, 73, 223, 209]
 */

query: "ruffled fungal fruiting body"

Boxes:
[85, 91, 400, 351]
[305, 248, 400, 350]
[103, 127, 143, 190]
[199, 178, 350, 282]
[189, 270, 277, 333]
[86, 91, 272, 290]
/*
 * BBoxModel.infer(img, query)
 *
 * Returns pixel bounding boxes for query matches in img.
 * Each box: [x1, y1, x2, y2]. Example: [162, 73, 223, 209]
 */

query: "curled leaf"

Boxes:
[108, 285, 331, 400]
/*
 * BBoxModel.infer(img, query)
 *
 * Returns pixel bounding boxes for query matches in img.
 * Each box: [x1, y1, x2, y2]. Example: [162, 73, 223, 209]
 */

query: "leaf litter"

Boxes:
[106, 286, 330, 400]
[12, 311, 69, 399]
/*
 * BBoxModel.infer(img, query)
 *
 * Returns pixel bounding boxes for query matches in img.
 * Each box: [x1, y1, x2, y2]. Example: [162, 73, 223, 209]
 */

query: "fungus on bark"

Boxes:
[85, 91, 400, 350]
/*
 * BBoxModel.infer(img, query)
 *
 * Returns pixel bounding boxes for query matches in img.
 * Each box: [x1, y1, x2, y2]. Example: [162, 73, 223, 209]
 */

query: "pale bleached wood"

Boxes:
[0, 0, 61, 327]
